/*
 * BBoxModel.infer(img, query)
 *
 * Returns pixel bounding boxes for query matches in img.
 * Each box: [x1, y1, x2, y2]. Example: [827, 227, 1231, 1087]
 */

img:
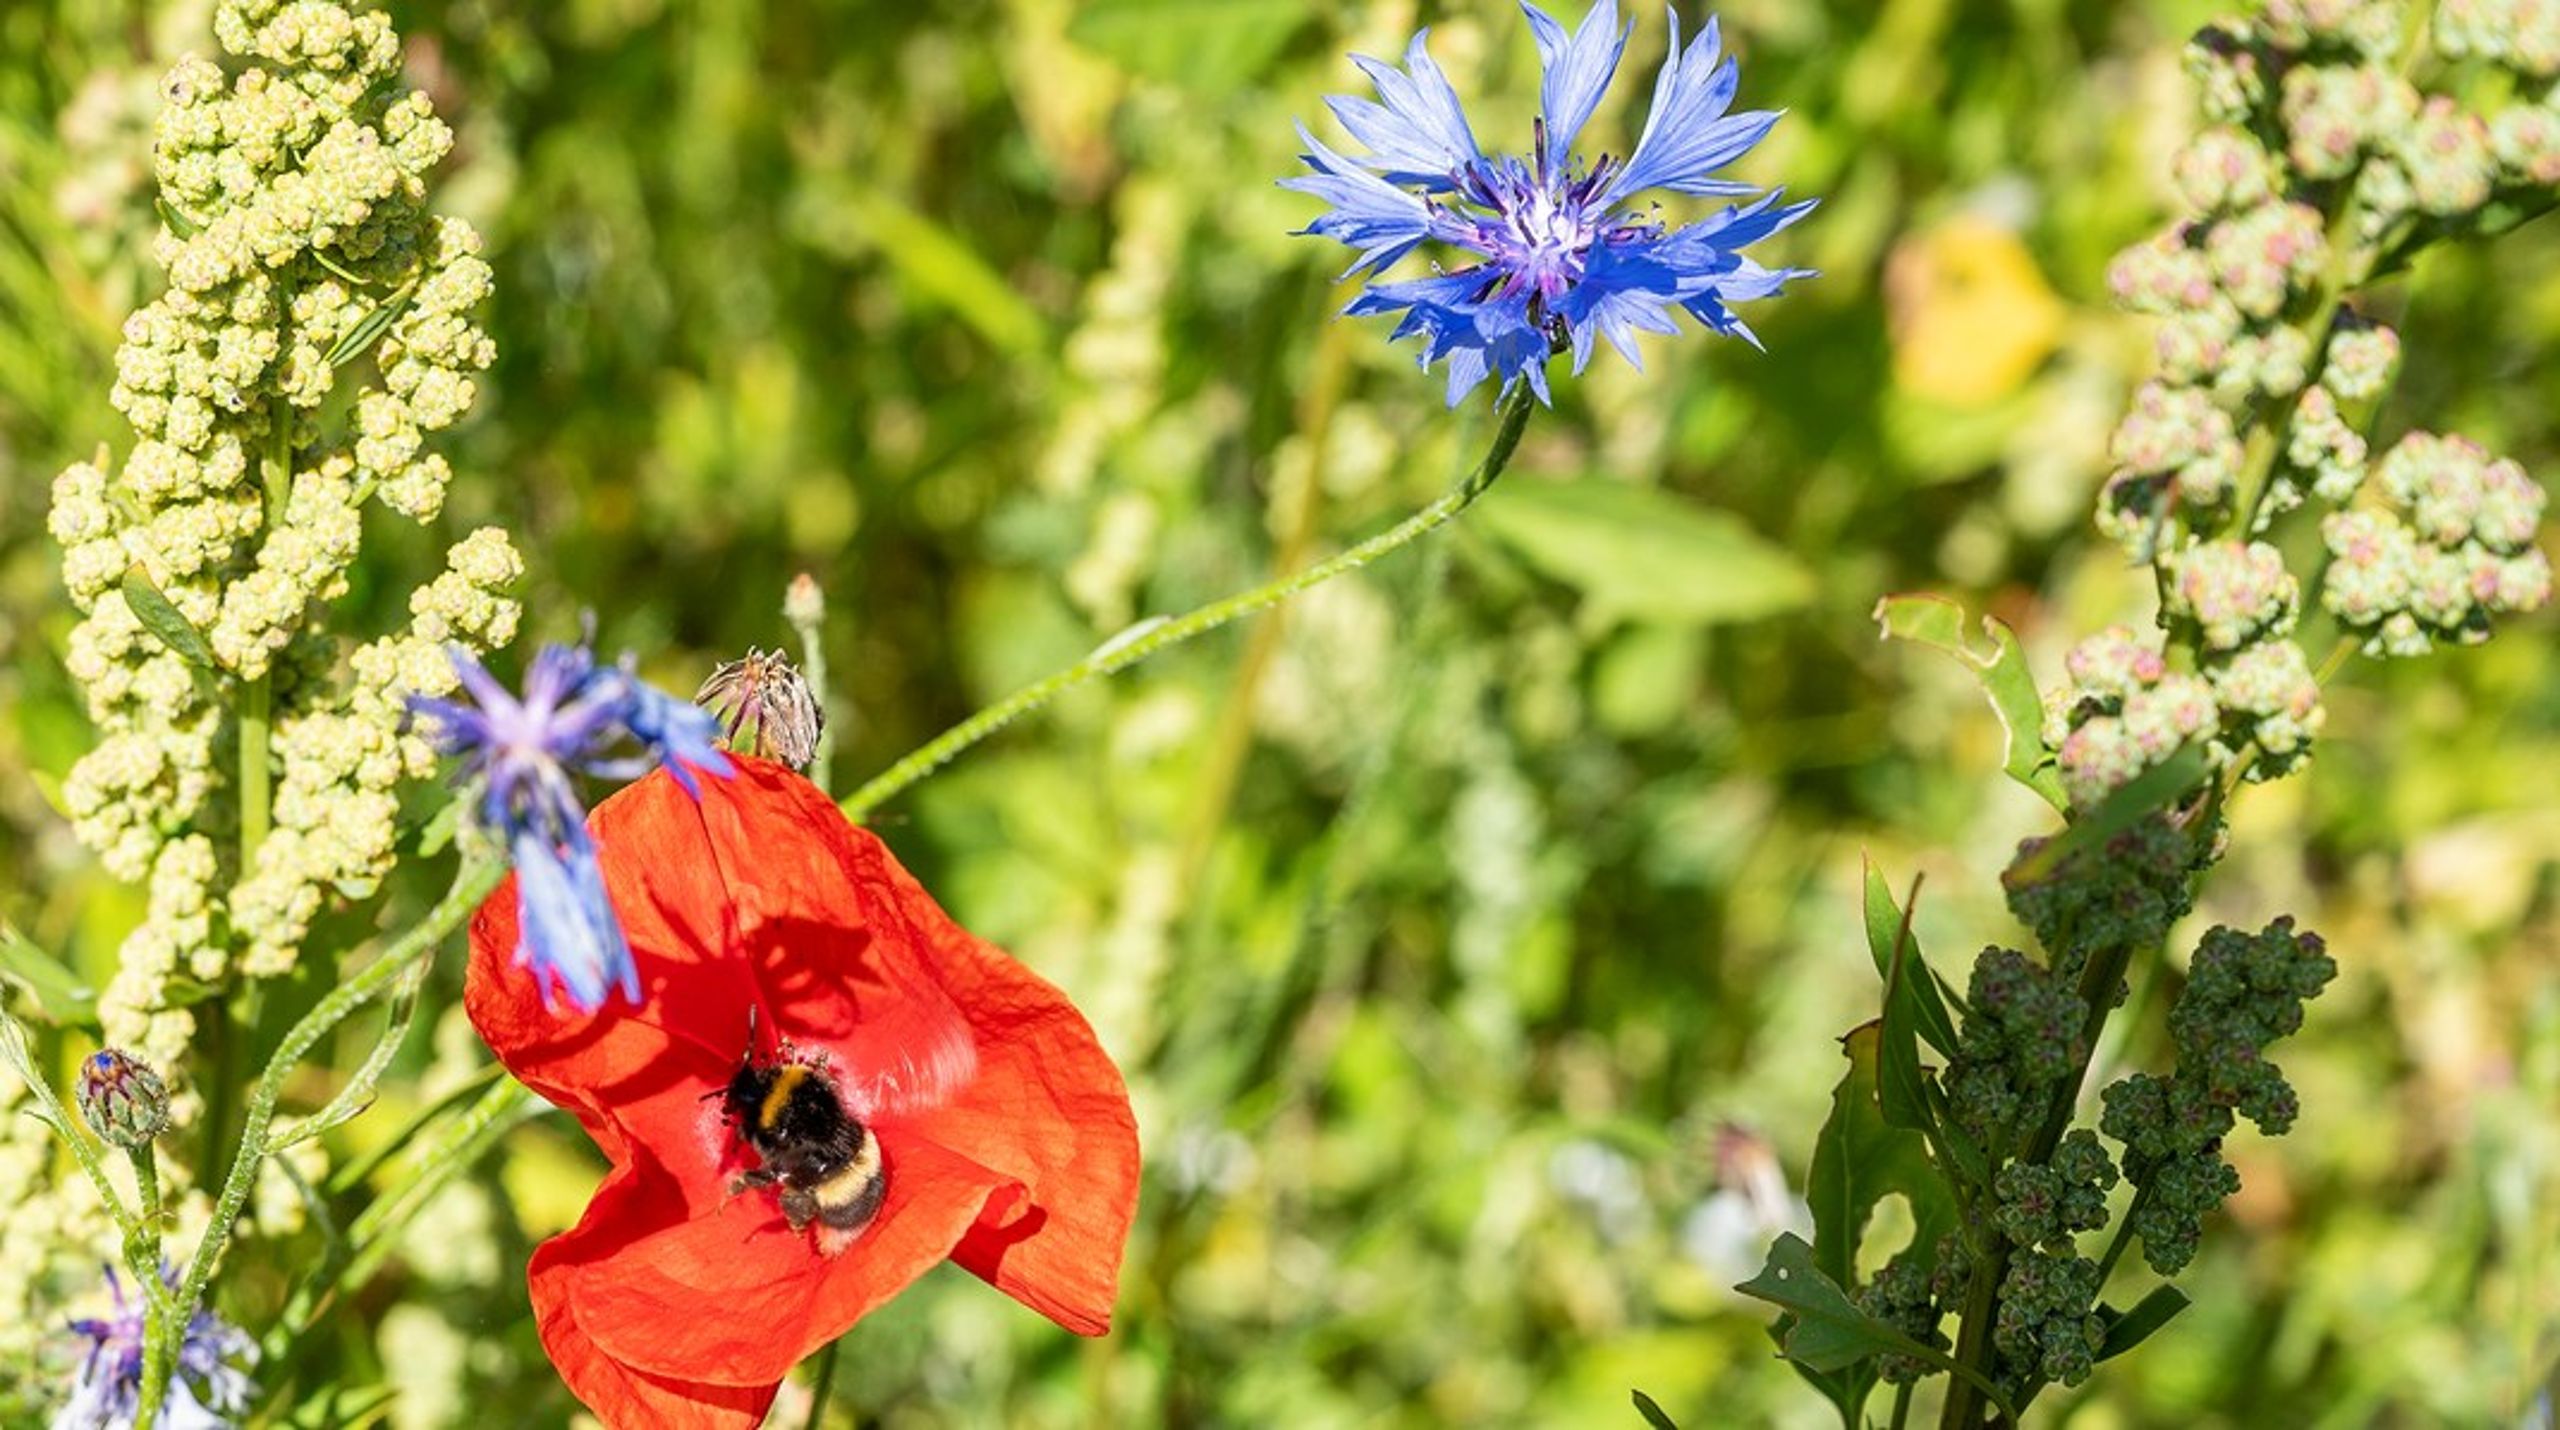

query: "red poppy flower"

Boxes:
[465, 757, 1141, 1427]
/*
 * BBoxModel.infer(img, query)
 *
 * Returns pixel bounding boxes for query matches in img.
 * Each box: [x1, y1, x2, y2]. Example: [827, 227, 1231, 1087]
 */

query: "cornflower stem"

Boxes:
[791, 590, 835, 796]
[127, 1145, 169, 1430]
[1938, 935, 2146, 1430]
[840, 385, 1538, 823]
[1890, 1381, 1917, 1430]
[140, 853, 507, 1407]
[1177, 318, 1353, 883]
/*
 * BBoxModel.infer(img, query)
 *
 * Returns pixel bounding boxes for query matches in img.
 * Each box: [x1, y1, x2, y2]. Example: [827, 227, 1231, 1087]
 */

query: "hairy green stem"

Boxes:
[141, 854, 505, 1404]
[128, 1145, 168, 1430]
[840, 386, 1537, 822]
[792, 591, 835, 796]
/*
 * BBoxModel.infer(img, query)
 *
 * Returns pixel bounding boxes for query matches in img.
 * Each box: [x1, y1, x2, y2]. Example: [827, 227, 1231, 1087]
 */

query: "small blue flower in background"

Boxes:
[409, 639, 732, 1013]
[55, 1264, 254, 1430]
[1285, 1, 1814, 405]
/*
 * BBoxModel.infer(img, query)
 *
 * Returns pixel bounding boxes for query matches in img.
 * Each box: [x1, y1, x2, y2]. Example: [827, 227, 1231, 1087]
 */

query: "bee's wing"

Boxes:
[832, 976, 978, 1120]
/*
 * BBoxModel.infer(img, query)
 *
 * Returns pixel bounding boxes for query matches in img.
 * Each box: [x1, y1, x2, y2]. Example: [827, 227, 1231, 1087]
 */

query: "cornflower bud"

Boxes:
[783, 572, 826, 631]
[74, 1048, 171, 1148]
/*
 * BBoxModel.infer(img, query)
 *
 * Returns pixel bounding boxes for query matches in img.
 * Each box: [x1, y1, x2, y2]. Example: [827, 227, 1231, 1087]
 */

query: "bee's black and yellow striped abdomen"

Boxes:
[721, 1052, 886, 1238]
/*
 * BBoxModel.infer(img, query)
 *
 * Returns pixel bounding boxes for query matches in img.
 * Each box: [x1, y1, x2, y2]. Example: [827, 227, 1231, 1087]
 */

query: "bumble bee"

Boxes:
[718, 1023, 887, 1246]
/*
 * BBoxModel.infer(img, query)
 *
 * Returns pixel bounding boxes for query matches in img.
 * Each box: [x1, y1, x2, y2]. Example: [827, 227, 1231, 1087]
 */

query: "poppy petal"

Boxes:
[467, 770, 763, 1077]
[529, 1166, 782, 1429]
[874, 853, 1142, 1336]
[570, 1135, 1013, 1385]
[694, 763, 1142, 1335]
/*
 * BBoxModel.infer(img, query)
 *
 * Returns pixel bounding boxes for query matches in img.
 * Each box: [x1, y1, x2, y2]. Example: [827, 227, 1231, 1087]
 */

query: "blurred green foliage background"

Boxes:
[2, 0, 2556, 1425]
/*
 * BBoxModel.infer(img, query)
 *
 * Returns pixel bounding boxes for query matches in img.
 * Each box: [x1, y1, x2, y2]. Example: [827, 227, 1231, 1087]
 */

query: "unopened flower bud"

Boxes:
[695, 649, 824, 770]
[2167, 540, 2299, 650]
[2321, 322, 2400, 403]
[2185, 25, 2271, 125]
[783, 572, 825, 633]
[2399, 97, 2497, 216]
[2174, 127, 2280, 212]
[2490, 101, 2560, 185]
[76, 1048, 171, 1148]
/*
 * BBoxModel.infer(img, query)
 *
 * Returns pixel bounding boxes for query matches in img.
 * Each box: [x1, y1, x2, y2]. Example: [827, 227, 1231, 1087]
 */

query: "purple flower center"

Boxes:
[1442, 135, 1656, 316]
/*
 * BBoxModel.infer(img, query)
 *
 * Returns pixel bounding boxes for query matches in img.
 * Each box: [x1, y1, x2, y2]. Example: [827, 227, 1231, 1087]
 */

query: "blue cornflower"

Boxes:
[1284, 1, 1815, 404]
[54, 1264, 254, 1430]
[409, 640, 732, 1012]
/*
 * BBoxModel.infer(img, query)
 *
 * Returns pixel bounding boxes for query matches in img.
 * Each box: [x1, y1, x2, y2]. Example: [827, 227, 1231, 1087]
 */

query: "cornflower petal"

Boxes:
[1280, 124, 1438, 276]
[1601, 11, 1780, 203]
[1522, 0, 1631, 172]
[51, 1263, 256, 1430]
[511, 827, 639, 1012]
[1328, 29, 1484, 187]
[620, 672, 734, 796]
[410, 637, 734, 1013]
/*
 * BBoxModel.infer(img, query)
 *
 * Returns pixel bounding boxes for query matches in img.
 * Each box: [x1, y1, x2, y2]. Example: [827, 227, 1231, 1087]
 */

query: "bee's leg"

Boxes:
[779, 1185, 817, 1230]
[729, 1166, 778, 1196]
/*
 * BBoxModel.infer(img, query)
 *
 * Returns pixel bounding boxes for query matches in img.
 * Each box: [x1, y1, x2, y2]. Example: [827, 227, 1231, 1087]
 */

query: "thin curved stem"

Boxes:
[841, 387, 1538, 822]
[804, 1338, 840, 1429]
[128, 1146, 169, 1430]
[140, 854, 505, 1405]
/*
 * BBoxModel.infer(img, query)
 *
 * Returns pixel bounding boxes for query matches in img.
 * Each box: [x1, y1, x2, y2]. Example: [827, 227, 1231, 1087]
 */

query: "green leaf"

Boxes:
[1474, 478, 1815, 627]
[1862, 857, 1959, 1058]
[120, 567, 217, 669]
[1737, 1233, 1898, 1372]
[1922, 1078, 1989, 1186]
[155, 197, 201, 237]
[1739, 1235, 2021, 1424]
[1630, 1389, 1681, 1430]
[412, 791, 463, 858]
[0, 920, 95, 1024]
[1789, 1024, 1961, 1428]
[267, 957, 430, 1154]
[1874, 594, 2066, 810]
[2096, 1285, 2192, 1363]
[1067, 0, 1307, 91]
[2010, 743, 2210, 883]
[0, 1007, 74, 1141]
[1808, 1024, 1958, 1290]
[323, 278, 417, 369]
